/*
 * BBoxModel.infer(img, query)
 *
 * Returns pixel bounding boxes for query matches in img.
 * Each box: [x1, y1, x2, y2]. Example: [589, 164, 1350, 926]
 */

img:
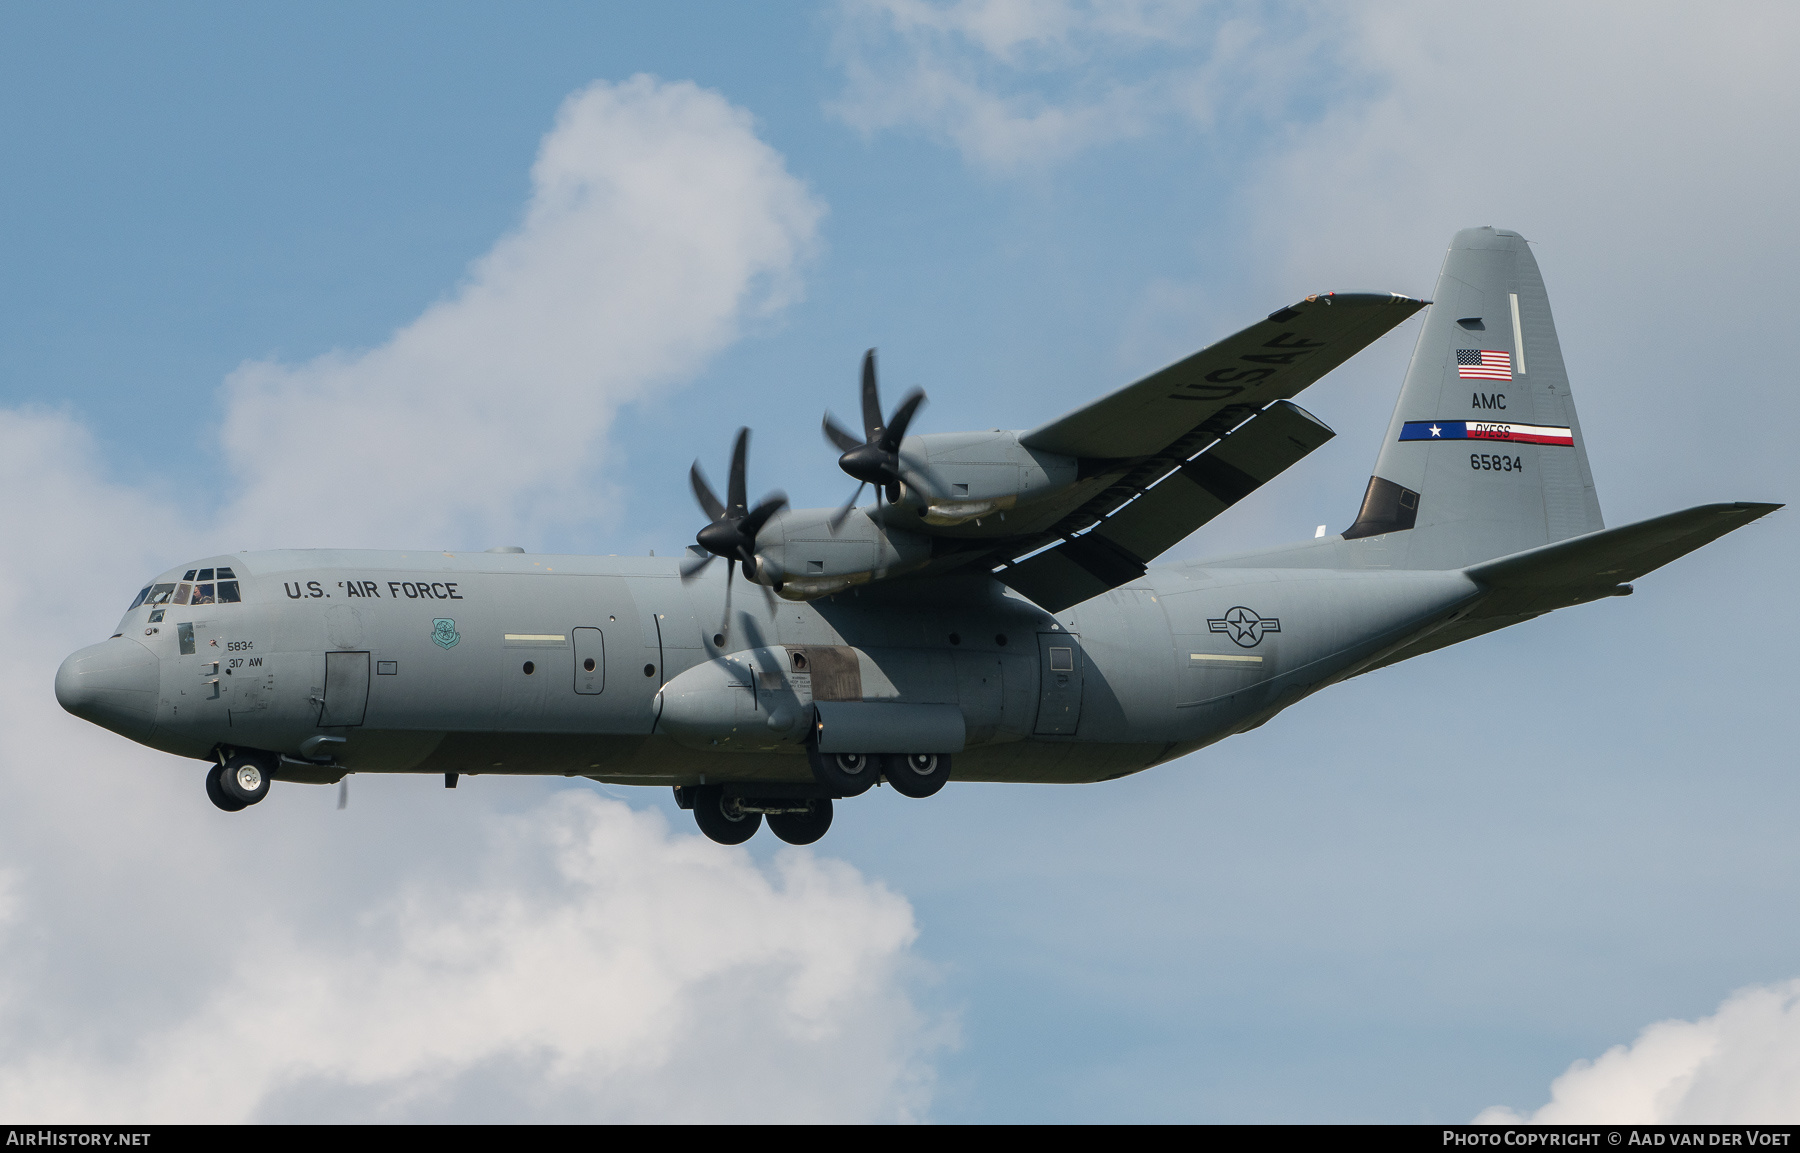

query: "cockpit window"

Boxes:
[183, 570, 197, 581]
[133, 574, 236, 613]
[188, 581, 241, 605]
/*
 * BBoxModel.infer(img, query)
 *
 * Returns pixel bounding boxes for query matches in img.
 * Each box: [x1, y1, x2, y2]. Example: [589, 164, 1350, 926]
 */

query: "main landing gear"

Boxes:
[679, 749, 953, 846]
[687, 785, 833, 846]
[205, 751, 274, 812]
[807, 748, 953, 800]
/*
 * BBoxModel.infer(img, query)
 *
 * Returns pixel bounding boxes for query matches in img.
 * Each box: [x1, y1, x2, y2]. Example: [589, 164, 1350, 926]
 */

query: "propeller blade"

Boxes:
[689, 463, 724, 523]
[881, 388, 927, 452]
[860, 349, 883, 442]
[336, 778, 348, 810]
[680, 551, 714, 580]
[828, 481, 867, 533]
[822, 412, 862, 455]
[721, 558, 736, 638]
[759, 578, 777, 619]
[726, 427, 749, 515]
[739, 492, 788, 538]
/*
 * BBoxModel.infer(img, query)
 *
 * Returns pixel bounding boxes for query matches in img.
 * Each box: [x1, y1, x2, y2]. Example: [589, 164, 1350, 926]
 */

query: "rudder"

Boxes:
[1345, 227, 1604, 568]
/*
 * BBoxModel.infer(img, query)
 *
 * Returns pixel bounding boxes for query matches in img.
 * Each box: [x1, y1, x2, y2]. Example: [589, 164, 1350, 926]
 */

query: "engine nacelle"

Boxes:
[750, 508, 931, 601]
[737, 432, 1080, 600]
[893, 430, 1077, 530]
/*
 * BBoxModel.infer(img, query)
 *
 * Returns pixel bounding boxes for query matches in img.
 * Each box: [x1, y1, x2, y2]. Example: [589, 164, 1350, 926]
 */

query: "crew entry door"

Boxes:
[573, 627, 605, 694]
[319, 651, 370, 726]
[1034, 633, 1083, 735]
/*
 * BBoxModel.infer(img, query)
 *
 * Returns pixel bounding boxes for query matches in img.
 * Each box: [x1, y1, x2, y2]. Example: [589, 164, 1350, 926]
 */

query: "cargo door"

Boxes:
[1033, 633, 1083, 735]
[319, 651, 370, 727]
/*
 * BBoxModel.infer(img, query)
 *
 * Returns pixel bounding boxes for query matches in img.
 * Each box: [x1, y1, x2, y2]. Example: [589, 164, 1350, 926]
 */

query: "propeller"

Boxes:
[682, 428, 787, 633]
[822, 349, 933, 530]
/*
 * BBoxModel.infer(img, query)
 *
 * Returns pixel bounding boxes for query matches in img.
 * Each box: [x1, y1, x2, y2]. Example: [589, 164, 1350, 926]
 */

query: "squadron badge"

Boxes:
[431, 618, 460, 649]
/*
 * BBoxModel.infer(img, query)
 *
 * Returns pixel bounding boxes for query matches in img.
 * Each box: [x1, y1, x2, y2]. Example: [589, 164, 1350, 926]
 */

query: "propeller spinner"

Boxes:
[822, 349, 934, 528]
[682, 429, 787, 629]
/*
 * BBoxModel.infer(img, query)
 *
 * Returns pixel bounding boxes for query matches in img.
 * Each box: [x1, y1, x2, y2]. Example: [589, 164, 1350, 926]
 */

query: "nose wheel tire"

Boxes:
[691, 785, 762, 845]
[767, 798, 833, 845]
[207, 754, 272, 811]
[807, 748, 879, 796]
[884, 753, 951, 799]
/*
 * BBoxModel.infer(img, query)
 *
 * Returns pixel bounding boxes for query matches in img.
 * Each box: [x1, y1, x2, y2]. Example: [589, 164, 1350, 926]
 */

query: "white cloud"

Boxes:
[0, 792, 937, 1123]
[0, 77, 938, 1123]
[218, 75, 822, 551]
[1477, 979, 1800, 1124]
[841, 2, 1800, 553]
[831, 0, 1332, 172]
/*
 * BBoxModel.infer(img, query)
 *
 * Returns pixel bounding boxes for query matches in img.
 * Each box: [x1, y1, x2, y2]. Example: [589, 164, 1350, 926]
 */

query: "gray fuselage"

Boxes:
[66, 546, 1480, 787]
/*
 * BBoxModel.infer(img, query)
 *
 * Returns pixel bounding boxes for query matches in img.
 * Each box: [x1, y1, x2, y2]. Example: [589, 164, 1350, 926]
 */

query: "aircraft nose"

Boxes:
[56, 637, 160, 741]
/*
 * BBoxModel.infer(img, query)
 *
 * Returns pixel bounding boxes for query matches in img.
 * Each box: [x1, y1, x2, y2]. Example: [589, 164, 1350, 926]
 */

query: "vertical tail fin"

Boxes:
[1345, 227, 1604, 568]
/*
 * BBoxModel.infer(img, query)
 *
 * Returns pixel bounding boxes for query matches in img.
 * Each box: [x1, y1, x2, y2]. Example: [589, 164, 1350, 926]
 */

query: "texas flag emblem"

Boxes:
[1399, 421, 1573, 445]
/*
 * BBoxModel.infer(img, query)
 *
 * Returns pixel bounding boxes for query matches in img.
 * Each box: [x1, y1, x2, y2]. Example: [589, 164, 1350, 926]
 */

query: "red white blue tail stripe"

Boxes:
[1399, 420, 1574, 446]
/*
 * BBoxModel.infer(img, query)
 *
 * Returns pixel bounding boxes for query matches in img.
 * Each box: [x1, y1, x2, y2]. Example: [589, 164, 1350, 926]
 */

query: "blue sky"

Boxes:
[2, 1, 1797, 1123]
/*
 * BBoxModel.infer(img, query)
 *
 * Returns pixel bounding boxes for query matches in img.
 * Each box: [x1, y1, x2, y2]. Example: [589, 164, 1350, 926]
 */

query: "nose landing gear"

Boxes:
[206, 752, 274, 812]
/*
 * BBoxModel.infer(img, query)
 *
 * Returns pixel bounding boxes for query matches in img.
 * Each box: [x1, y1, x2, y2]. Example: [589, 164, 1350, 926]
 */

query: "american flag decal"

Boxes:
[1457, 349, 1513, 380]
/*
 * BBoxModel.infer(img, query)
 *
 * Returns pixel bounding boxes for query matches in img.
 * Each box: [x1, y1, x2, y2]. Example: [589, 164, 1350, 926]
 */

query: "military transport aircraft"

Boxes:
[56, 228, 1779, 845]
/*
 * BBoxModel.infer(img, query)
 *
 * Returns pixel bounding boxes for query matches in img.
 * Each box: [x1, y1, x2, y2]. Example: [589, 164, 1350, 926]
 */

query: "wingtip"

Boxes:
[1266, 292, 1428, 323]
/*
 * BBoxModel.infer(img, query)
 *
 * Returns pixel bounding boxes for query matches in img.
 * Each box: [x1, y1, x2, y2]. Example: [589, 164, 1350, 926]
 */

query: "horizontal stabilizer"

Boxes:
[1347, 501, 1781, 679]
[1000, 401, 1336, 612]
[1465, 501, 1782, 615]
[1022, 293, 1424, 460]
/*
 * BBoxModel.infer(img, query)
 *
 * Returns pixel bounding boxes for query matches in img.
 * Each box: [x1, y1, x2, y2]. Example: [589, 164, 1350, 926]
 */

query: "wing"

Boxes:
[1021, 292, 1426, 460]
[995, 401, 1336, 611]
